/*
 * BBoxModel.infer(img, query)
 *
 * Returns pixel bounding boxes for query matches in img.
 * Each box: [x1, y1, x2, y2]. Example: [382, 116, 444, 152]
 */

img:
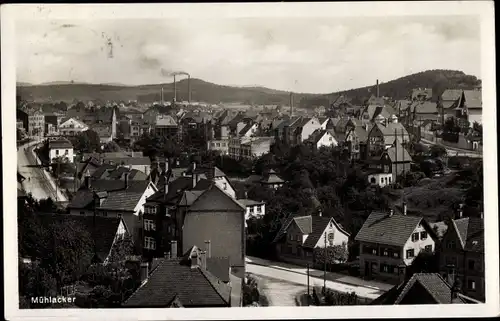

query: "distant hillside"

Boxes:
[17, 78, 315, 106]
[17, 69, 481, 107]
[325, 69, 481, 105]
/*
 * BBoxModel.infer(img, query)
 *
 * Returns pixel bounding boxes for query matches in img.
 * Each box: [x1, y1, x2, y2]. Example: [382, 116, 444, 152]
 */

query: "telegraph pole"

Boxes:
[307, 263, 310, 297]
[324, 234, 327, 293]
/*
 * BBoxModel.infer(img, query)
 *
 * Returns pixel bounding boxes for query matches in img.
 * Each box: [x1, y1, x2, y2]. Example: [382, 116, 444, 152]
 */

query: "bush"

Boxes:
[324, 290, 359, 306]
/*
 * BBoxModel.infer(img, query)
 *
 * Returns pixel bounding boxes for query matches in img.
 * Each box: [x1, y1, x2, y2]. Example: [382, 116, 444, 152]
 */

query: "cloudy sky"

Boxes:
[16, 16, 480, 93]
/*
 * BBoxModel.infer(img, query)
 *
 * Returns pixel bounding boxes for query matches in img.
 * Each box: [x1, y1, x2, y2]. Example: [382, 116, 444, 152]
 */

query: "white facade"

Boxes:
[59, 118, 89, 136]
[402, 222, 436, 266]
[133, 182, 158, 216]
[244, 202, 266, 220]
[368, 173, 393, 187]
[315, 132, 338, 149]
[468, 110, 482, 126]
[49, 147, 74, 163]
[207, 139, 229, 155]
[298, 117, 322, 143]
[314, 219, 350, 249]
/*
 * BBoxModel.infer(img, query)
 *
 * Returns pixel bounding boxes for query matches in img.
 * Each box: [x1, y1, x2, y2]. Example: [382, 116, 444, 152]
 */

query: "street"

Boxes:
[246, 257, 390, 301]
[420, 138, 482, 158]
[252, 274, 304, 306]
[18, 141, 67, 202]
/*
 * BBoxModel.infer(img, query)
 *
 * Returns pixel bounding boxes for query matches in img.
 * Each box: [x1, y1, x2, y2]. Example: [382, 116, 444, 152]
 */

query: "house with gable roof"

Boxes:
[272, 211, 350, 266]
[122, 244, 231, 308]
[454, 89, 482, 128]
[259, 169, 285, 190]
[366, 121, 410, 158]
[355, 208, 438, 283]
[370, 272, 480, 305]
[182, 183, 247, 279]
[305, 129, 338, 149]
[438, 216, 484, 302]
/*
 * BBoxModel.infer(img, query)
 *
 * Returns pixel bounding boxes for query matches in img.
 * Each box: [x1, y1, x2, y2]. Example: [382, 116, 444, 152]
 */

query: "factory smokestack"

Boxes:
[188, 75, 191, 103]
[161, 87, 164, 105]
[376, 79, 379, 98]
[173, 75, 177, 103]
[290, 92, 294, 117]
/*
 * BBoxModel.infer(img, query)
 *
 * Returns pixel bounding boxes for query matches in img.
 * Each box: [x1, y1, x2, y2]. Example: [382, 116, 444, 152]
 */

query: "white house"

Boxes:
[306, 129, 338, 149]
[238, 199, 266, 220]
[48, 139, 74, 163]
[59, 118, 89, 136]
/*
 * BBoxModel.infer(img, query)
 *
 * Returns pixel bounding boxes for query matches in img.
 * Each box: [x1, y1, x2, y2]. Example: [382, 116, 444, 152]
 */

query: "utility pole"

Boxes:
[324, 234, 327, 293]
[307, 263, 310, 297]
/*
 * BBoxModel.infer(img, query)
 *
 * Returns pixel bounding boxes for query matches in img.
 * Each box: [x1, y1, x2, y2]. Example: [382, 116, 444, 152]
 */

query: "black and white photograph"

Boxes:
[2, 2, 498, 320]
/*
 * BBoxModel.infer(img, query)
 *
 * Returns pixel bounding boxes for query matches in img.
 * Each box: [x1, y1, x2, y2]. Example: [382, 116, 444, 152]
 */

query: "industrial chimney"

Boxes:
[173, 75, 177, 103]
[188, 75, 191, 103]
[161, 87, 164, 105]
[290, 92, 294, 117]
[376, 79, 380, 98]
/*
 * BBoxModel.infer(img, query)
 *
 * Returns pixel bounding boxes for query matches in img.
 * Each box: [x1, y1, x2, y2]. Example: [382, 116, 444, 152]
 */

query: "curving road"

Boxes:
[18, 141, 67, 202]
[246, 257, 389, 301]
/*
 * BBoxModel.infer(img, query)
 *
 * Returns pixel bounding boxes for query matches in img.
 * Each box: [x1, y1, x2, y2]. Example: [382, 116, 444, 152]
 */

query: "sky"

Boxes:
[16, 16, 480, 94]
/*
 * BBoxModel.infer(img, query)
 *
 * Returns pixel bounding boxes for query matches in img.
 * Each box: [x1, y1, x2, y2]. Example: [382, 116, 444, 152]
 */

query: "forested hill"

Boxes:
[325, 69, 481, 105]
[17, 69, 480, 107]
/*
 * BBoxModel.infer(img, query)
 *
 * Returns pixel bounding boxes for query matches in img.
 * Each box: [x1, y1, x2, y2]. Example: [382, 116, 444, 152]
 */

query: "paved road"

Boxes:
[420, 138, 482, 158]
[246, 259, 387, 300]
[252, 274, 303, 306]
[18, 141, 67, 202]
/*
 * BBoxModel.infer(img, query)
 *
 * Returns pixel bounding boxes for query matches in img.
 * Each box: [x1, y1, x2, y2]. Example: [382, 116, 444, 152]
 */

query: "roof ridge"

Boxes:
[451, 218, 466, 249]
[414, 274, 450, 304]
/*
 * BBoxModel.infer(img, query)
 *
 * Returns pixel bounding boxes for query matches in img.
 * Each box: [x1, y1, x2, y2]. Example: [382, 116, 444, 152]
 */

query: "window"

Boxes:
[65, 149, 68, 154]
[216, 143, 220, 147]
[447, 240, 456, 249]
[256, 206, 262, 213]
[445, 255, 458, 267]
[388, 176, 392, 183]
[80, 211, 85, 215]
[406, 249, 415, 258]
[467, 279, 476, 291]
[117, 213, 122, 218]
[223, 183, 227, 190]
[468, 260, 476, 270]
[249, 207, 254, 214]
[144, 237, 156, 250]
[380, 264, 389, 273]
[383, 249, 389, 256]
[144, 219, 156, 231]
[289, 234, 294, 241]
[372, 249, 377, 255]
[420, 231, 428, 240]
[102, 212, 108, 217]
[56, 149, 59, 156]
[411, 233, 420, 242]
[424, 245, 432, 252]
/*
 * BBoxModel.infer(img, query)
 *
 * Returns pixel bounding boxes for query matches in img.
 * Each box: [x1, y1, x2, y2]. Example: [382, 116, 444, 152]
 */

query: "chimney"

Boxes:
[171, 240, 177, 258]
[290, 92, 294, 117]
[403, 202, 407, 216]
[376, 79, 380, 98]
[204, 240, 211, 258]
[191, 162, 197, 188]
[161, 87, 164, 105]
[190, 250, 199, 269]
[124, 172, 129, 189]
[140, 262, 149, 284]
[173, 75, 177, 103]
[188, 75, 191, 103]
[458, 203, 464, 218]
[200, 251, 207, 270]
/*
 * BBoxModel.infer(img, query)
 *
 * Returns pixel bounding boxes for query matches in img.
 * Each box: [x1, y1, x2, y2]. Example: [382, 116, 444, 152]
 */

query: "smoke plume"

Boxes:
[160, 68, 190, 77]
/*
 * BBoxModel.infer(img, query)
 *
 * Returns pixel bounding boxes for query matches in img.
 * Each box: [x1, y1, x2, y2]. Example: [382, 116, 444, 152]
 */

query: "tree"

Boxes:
[313, 244, 349, 265]
[472, 122, 482, 135]
[70, 130, 101, 153]
[102, 141, 121, 153]
[429, 144, 447, 158]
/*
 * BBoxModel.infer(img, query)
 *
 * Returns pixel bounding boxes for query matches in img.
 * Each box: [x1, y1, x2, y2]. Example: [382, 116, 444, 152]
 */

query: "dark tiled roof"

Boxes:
[237, 199, 265, 207]
[452, 217, 484, 253]
[372, 273, 465, 305]
[147, 176, 195, 203]
[48, 139, 73, 149]
[35, 213, 124, 262]
[355, 212, 423, 246]
[463, 90, 482, 109]
[178, 190, 205, 207]
[122, 258, 230, 307]
[384, 140, 413, 163]
[294, 216, 313, 234]
[260, 170, 284, 184]
[68, 180, 151, 210]
[410, 101, 438, 114]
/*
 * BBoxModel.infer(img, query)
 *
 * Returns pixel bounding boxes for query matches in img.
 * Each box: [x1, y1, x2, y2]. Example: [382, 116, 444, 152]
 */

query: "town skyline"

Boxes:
[17, 16, 480, 94]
